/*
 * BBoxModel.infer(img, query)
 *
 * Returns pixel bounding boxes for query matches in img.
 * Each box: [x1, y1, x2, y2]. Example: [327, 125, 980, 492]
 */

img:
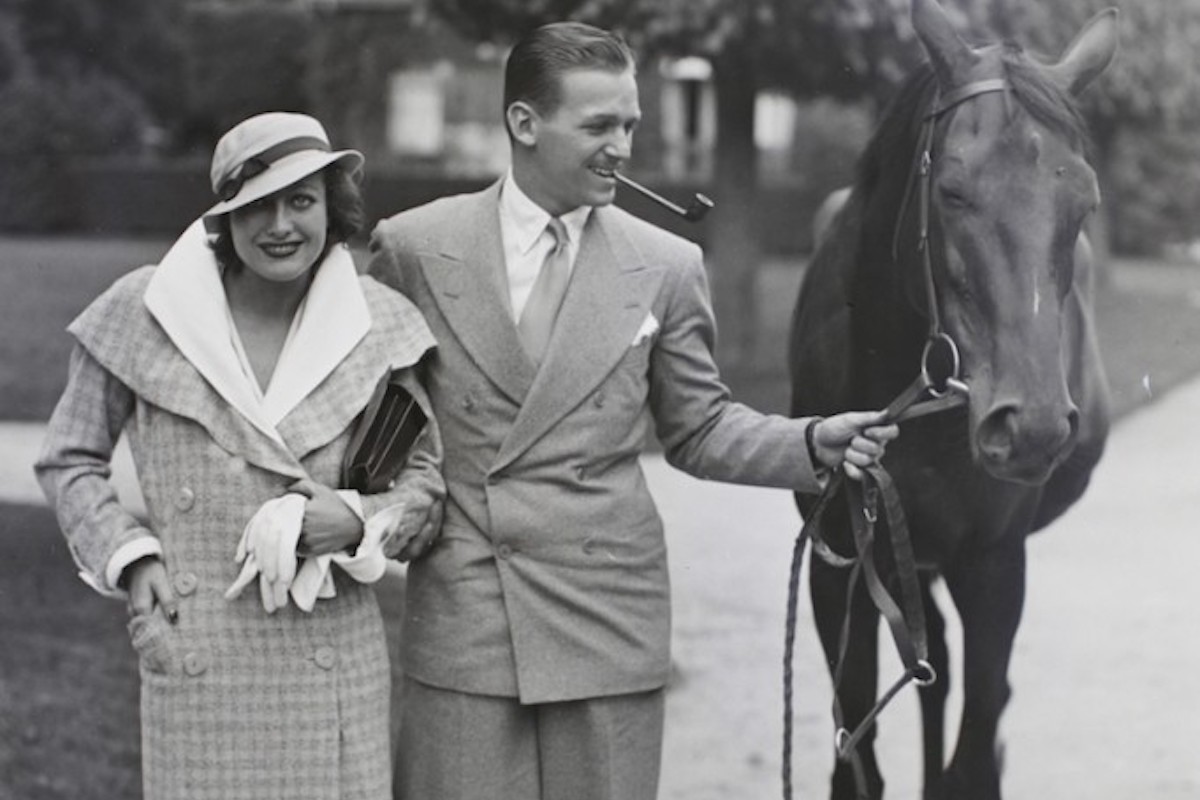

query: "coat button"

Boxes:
[594, 392, 606, 408]
[496, 544, 513, 560]
[582, 539, 596, 555]
[172, 571, 198, 597]
[183, 651, 208, 677]
[314, 646, 337, 670]
[461, 394, 476, 413]
[175, 487, 196, 512]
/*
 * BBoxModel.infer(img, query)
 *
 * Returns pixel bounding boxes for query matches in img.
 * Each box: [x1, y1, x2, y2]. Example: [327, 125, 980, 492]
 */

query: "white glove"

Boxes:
[224, 494, 307, 613]
[287, 492, 391, 611]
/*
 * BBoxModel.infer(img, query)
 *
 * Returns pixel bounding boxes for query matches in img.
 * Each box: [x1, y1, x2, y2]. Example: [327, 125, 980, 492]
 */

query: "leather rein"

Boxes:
[782, 78, 1009, 800]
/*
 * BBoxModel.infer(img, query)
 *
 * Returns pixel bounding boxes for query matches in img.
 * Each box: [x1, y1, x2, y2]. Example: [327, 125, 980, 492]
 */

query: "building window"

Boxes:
[756, 91, 799, 176]
[659, 56, 715, 179]
[387, 65, 447, 157]
[386, 60, 508, 173]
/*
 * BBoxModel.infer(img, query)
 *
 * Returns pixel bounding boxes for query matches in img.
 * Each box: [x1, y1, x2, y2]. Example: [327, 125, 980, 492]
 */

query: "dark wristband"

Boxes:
[805, 417, 825, 468]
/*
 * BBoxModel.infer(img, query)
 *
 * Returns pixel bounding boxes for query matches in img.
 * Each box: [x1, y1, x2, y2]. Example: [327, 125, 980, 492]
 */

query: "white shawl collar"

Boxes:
[143, 218, 370, 446]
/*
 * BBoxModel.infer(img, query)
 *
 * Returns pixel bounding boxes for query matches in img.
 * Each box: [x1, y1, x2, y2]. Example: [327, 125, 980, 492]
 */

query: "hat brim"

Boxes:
[203, 149, 363, 220]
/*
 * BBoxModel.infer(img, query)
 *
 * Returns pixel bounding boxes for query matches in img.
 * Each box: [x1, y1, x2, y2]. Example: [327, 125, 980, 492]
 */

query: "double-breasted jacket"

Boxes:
[369, 181, 824, 705]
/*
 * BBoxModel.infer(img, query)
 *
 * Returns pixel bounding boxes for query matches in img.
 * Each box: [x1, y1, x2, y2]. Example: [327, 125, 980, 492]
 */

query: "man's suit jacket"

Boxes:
[370, 180, 824, 704]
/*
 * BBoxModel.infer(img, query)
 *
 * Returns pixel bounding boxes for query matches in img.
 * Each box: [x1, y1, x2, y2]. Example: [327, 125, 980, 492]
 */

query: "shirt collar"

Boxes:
[499, 169, 592, 254]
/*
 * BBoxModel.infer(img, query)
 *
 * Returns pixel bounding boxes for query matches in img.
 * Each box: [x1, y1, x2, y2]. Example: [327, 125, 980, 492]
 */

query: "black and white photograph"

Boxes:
[1, 1, 1197, 799]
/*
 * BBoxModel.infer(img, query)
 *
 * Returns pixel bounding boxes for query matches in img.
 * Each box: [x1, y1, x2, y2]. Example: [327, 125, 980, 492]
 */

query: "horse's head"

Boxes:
[908, 0, 1117, 484]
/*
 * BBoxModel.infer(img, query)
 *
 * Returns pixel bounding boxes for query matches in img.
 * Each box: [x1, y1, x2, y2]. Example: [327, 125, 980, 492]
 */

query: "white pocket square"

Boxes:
[631, 312, 660, 346]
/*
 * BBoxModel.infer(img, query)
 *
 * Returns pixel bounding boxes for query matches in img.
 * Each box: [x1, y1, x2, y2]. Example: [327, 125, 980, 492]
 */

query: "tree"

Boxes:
[182, 4, 313, 146]
[11, 0, 189, 140]
[0, 0, 188, 228]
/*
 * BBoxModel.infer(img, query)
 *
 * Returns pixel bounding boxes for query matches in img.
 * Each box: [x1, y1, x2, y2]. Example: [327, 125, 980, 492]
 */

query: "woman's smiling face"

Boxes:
[230, 171, 328, 284]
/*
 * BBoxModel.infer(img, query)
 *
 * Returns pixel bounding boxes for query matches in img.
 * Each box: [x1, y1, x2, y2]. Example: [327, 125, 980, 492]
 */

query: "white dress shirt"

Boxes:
[497, 169, 592, 321]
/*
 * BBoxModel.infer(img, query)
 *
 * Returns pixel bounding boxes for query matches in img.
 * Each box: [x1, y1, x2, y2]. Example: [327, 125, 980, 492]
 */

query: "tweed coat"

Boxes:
[368, 180, 825, 705]
[36, 236, 443, 800]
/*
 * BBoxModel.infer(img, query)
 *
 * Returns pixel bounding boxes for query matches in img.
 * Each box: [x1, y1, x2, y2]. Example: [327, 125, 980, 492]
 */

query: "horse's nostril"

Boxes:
[978, 403, 1079, 473]
[978, 405, 1018, 463]
[1066, 407, 1081, 443]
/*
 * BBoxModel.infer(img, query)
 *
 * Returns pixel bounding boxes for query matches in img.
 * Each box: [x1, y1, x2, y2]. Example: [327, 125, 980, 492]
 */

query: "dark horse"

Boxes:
[788, 0, 1118, 798]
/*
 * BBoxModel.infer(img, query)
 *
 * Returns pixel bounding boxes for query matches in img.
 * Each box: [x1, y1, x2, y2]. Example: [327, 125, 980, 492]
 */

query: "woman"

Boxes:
[35, 112, 442, 800]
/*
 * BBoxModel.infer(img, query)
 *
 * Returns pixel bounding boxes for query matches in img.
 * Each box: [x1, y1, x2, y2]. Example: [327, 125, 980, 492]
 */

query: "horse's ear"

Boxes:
[1046, 8, 1120, 95]
[911, 0, 978, 86]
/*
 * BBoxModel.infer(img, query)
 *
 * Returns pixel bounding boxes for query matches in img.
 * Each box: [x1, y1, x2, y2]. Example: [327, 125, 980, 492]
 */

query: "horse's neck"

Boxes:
[849, 187, 930, 390]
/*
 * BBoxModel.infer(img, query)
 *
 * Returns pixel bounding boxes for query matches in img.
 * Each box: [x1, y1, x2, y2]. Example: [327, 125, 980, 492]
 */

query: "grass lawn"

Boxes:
[1, 236, 1199, 798]
[0, 238, 170, 421]
[0, 504, 141, 800]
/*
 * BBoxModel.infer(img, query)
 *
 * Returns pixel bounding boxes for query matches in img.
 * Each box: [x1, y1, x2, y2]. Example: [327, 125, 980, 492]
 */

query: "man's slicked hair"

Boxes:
[503, 21, 635, 124]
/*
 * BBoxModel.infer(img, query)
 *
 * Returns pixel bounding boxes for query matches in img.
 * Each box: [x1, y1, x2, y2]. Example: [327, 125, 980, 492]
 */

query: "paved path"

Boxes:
[5, 376, 1199, 799]
[651, 376, 1200, 799]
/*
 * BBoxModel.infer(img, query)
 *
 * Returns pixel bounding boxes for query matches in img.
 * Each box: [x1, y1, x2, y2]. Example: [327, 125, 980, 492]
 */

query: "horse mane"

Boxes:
[853, 42, 1091, 204]
[1001, 42, 1092, 154]
[854, 66, 938, 203]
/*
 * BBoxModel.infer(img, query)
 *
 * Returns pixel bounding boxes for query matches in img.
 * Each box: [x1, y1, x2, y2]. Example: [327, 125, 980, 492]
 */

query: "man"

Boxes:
[369, 21, 897, 800]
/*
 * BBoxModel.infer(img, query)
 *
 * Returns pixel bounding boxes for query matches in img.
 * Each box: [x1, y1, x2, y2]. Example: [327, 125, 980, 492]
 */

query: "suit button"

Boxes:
[462, 394, 476, 413]
[183, 651, 208, 677]
[594, 392, 606, 408]
[314, 646, 337, 670]
[496, 544, 513, 560]
[175, 487, 196, 512]
[172, 571, 198, 597]
[576, 465, 588, 481]
[582, 539, 596, 555]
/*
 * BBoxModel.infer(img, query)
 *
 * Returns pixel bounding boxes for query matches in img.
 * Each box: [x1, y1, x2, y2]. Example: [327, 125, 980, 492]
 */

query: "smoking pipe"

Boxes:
[614, 172, 714, 222]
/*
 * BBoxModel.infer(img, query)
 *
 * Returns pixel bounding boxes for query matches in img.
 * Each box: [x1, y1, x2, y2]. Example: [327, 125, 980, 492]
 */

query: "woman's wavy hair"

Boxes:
[209, 160, 365, 271]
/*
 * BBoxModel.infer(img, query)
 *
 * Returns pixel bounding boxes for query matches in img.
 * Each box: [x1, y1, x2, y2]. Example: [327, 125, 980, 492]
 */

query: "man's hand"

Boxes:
[289, 479, 364, 556]
[126, 556, 179, 623]
[394, 499, 444, 562]
[811, 411, 899, 481]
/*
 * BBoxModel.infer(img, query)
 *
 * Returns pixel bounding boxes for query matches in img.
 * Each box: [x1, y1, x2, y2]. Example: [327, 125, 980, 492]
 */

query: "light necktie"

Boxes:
[518, 217, 571, 366]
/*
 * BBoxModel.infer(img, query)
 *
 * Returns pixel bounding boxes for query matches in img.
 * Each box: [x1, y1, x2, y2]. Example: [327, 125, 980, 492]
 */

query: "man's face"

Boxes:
[517, 66, 641, 216]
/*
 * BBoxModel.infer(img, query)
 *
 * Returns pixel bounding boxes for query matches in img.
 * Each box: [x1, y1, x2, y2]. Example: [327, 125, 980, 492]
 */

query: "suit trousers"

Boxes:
[394, 677, 665, 800]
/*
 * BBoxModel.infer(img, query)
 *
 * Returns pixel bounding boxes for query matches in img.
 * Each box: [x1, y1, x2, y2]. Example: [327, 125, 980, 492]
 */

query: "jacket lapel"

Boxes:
[259, 246, 370, 425]
[139, 342, 309, 480]
[417, 183, 536, 404]
[493, 208, 665, 472]
[274, 331, 387, 463]
[275, 283, 436, 462]
[143, 219, 286, 445]
[70, 288, 308, 480]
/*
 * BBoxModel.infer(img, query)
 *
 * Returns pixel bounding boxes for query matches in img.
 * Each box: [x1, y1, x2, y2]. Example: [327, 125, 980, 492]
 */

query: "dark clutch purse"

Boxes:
[341, 369, 428, 494]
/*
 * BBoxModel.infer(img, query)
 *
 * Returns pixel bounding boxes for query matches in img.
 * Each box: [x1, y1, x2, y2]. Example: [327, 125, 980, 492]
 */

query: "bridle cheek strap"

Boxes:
[891, 78, 1010, 339]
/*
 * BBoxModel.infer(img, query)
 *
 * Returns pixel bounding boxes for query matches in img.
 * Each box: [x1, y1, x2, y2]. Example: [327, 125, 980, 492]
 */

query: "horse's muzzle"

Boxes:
[975, 401, 1080, 484]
